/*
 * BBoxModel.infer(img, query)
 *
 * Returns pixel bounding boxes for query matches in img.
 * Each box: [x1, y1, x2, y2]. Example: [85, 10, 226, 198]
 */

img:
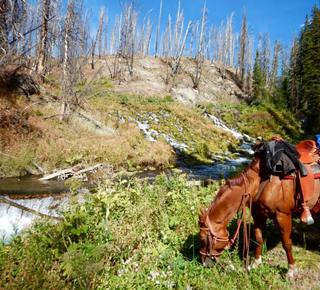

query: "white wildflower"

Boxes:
[124, 258, 132, 265]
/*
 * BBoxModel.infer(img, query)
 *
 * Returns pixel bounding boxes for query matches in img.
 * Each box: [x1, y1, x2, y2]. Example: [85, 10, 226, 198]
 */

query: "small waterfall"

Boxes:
[112, 110, 255, 156]
[0, 195, 68, 242]
[205, 113, 255, 155]
[205, 113, 244, 139]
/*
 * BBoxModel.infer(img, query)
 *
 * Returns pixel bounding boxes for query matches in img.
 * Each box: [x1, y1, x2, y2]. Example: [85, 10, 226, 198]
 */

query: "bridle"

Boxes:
[200, 172, 252, 260]
[199, 214, 229, 258]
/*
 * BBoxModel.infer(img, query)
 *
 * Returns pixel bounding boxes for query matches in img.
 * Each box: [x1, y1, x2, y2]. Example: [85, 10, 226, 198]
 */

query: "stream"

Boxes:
[0, 114, 255, 241]
[0, 158, 251, 242]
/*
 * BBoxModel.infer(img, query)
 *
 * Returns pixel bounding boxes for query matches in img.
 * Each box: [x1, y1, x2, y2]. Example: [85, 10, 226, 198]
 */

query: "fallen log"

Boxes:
[1, 197, 63, 221]
[39, 163, 113, 181]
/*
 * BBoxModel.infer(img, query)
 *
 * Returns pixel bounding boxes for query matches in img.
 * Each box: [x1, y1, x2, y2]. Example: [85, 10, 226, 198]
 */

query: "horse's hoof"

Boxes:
[287, 264, 297, 278]
[252, 256, 262, 269]
[202, 258, 213, 267]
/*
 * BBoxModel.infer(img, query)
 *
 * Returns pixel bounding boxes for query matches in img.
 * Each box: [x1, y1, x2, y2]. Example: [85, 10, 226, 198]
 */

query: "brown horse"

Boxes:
[198, 156, 320, 277]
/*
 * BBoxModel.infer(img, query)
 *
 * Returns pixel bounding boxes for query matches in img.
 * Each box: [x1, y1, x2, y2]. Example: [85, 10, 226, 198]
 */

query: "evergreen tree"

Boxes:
[288, 35, 299, 113]
[273, 72, 290, 110]
[252, 50, 267, 100]
[272, 46, 291, 110]
[297, 5, 320, 133]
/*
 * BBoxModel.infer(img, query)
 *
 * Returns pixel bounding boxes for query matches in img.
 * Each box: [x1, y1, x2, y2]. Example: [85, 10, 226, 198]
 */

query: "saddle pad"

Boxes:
[309, 162, 320, 177]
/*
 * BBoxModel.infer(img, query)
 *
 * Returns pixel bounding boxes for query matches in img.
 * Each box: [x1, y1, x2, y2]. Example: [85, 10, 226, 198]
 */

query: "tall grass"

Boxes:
[1, 175, 319, 289]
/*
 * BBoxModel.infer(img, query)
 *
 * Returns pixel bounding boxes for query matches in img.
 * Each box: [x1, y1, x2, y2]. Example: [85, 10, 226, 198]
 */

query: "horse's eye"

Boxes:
[199, 232, 207, 241]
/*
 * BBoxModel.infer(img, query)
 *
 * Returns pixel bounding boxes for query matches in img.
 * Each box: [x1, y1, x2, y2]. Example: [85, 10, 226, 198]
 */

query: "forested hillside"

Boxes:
[1, 1, 319, 124]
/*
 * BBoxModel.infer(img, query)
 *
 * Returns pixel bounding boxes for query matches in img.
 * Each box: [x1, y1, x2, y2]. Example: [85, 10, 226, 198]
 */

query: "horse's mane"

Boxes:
[228, 157, 260, 187]
[206, 158, 260, 213]
[220, 158, 259, 192]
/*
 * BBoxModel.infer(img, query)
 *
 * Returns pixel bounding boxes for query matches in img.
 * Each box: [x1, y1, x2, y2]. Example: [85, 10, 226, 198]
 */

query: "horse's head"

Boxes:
[198, 207, 229, 267]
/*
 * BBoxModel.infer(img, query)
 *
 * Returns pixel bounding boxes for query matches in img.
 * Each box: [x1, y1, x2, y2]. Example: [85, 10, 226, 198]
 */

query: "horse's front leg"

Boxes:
[252, 210, 266, 268]
[276, 211, 297, 278]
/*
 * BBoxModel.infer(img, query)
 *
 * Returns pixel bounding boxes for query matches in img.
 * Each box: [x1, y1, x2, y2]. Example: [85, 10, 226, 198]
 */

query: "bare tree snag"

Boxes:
[98, 6, 105, 59]
[154, 0, 162, 57]
[36, 0, 50, 80]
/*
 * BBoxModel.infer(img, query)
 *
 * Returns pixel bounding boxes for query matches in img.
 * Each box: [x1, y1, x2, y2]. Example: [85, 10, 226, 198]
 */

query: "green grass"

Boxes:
[1, 72, 306, 178]
[199, 100, 303, 143]
[1, 175, 319, 289]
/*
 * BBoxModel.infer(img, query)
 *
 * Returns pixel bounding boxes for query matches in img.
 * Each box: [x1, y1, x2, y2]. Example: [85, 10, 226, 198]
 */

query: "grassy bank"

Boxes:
[0, 76, 303, 178]
[1, 175, 319, 289]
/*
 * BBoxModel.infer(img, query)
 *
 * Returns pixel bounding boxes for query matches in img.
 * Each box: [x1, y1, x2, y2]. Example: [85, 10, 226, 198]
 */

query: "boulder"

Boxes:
[0, 67, 40, 99]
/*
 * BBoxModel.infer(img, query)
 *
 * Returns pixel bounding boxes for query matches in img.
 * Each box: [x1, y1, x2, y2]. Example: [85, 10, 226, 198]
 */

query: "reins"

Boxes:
[200, 172, 253, 266]
[241, 173, 252, 270]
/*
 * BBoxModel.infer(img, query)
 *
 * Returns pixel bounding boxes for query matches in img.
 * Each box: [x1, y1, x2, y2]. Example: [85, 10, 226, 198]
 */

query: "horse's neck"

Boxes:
[208, 186, 245, 227]
[207, 168, 261, 229]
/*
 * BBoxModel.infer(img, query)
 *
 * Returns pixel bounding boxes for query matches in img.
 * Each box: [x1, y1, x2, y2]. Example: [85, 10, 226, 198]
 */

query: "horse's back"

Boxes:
[254, 176, 295, 217]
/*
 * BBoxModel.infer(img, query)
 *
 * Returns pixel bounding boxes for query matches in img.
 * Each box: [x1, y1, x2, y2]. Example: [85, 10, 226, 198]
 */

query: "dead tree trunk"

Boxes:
[1, 197, 63, 221]
[60, 0, 72, 121]
[191, 3, 207, 89]
[103, 8, 109, 55]
[246, 36, 254, 94]
[154, 0, 162, 57]
[98, 6, 105, 59]
[268, 40, 282, 93]
[238, 9, 248, 91]
[36, 0, 50, 80]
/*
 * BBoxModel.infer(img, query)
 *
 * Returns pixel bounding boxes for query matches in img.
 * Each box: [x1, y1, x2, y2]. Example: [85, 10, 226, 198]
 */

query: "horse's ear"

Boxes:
[198, 213, 204, 225]
[199, 207, 206, 225]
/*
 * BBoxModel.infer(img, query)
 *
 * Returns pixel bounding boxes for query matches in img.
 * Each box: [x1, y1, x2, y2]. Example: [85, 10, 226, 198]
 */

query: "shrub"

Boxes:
[1, 175, 318, 289]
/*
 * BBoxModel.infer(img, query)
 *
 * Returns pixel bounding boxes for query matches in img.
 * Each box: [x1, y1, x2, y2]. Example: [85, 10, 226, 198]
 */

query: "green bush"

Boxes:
[1, 175, 318, 289]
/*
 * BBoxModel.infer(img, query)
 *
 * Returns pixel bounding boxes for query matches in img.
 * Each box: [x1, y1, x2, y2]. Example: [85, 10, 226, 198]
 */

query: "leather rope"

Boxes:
[242, 173, 252, 271]
[200, 172, 253, 265]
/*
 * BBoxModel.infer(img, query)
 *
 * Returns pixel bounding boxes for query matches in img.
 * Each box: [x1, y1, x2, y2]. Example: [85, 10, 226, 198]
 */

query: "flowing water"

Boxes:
[0, 194, 69, 242]
[0, 115, 255, 241]
[0, 175, 69, 195]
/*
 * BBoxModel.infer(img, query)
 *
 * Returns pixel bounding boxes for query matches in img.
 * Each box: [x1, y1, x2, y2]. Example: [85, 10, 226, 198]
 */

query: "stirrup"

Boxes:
[301, 205, 314, 225]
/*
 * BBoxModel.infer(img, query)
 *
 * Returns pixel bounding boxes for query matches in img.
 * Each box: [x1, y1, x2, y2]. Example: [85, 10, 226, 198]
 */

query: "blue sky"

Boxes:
[84, 0, 318, 48]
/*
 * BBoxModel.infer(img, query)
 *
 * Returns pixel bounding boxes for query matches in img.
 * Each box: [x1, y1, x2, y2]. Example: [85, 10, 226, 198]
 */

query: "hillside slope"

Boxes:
[85, 55, 246, 105]
[0, 56, 301, 178]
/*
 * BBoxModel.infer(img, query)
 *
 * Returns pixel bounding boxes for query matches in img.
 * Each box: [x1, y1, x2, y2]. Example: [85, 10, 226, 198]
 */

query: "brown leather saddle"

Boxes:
[297, 140, 319, 163]
[296, 140, 320, 217]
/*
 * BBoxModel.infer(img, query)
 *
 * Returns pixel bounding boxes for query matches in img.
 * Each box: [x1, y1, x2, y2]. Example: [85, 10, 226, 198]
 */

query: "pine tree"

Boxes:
[252, 50, 267, 100]
[288, 35, 299, 113]
[268, 40, 282, 93]
[297, 5, 320, 133]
